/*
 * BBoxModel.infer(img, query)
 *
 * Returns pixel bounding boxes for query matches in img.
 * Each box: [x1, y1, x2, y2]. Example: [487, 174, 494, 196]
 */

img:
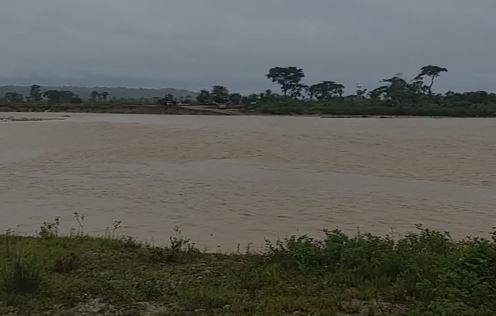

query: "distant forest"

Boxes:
[0, 86, 196, 105]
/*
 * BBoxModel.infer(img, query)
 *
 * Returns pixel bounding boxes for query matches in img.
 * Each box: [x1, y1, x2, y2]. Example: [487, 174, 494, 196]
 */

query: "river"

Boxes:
[1, 113, 495, 250]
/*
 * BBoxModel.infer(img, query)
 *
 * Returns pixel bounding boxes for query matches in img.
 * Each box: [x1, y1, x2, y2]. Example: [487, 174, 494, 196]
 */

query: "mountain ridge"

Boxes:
[0, 85, 197, 100]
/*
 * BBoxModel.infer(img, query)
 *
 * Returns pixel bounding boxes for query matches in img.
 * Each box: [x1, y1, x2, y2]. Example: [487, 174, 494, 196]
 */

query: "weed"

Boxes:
[39, 217, 60, 238]
[3, 229, 15, 257]
[145, 227, 199, 263]
[2, 222, 496, 315]
[72, 211, 85, 237]
[119, 235, 142, 249]
[105, 220, 122, 239]
[2, 251, 42, 295]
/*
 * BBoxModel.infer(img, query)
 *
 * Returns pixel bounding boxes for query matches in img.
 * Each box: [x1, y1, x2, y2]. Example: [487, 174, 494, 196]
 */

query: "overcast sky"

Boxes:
[1, 0, 495, 93]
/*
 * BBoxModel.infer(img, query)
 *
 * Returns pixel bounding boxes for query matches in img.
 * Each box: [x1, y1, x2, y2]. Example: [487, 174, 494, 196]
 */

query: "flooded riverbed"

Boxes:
[1, 113, 495, 250]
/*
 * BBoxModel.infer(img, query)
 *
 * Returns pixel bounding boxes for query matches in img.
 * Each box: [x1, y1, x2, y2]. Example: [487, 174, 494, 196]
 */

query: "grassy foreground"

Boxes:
[1, 226, 496, 315]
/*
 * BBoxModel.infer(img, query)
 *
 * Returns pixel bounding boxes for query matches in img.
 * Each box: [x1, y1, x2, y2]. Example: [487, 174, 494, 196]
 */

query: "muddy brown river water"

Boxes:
[1, 113, 495, 250]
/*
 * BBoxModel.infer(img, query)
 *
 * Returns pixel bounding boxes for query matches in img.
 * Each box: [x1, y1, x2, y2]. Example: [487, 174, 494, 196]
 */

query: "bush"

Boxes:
[265, 227, 496, 314]
[2, 252, 43, 295]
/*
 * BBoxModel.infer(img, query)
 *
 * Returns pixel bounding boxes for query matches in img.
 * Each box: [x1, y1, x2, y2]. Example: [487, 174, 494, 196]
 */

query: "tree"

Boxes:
[355, 84, 367, 100]
[43, 90, 76, 104]
[100, 92, 109, 102]
[292, 84, 308, 99]
[228, 93, 242, 105]
[210, 85, 230, 104]
[44, 90, 62, 104]
[4, 92, 24, 103]
[71, 97, 83, 104]
[196, 90, 211, 104]
[370, 75, 421, 103]
[30, 85, 42, 103]
[90, 91, 99, 103]
[309, 81, 345, 101]
[415, 65, 448, 95]
[60, 91, 76, 103]
[164, 94, 176, 105]
[369, 86, 389, 100]
[266, 67, 305, 98]
[241, 94, 260, 105]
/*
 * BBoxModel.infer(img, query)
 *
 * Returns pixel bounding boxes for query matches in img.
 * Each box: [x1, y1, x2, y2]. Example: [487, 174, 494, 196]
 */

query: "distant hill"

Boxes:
[0, 85, 198, 100]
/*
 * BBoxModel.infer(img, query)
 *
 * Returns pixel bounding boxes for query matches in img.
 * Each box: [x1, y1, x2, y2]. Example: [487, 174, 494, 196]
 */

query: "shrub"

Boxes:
[2, 252, 43, 295]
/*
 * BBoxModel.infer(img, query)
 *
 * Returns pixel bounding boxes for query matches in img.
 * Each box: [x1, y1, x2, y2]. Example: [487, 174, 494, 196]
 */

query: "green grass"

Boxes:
[2, 251, 42, 295]
[1, 227, 496, 315]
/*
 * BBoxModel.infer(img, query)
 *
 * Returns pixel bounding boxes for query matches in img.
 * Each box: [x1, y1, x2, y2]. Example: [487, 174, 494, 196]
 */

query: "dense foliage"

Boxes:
[249, 65, 496, 116]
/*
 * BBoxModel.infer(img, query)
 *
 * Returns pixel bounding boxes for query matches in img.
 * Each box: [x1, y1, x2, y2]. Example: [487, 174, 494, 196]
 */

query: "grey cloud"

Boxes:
[1, 0, 495, 93]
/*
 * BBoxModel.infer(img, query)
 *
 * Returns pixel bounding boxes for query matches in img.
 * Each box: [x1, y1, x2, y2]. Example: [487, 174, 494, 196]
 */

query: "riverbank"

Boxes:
[2, 101, 496, 117]
[1, 228, 495, 315]
[0, 104, 239, 116]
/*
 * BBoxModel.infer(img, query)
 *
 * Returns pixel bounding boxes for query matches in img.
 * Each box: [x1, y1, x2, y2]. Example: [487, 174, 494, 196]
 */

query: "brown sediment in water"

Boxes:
[1, 113, 495, 250]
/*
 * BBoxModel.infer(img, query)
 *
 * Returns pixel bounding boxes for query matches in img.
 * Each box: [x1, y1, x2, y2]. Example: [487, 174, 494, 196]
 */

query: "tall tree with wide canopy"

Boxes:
[369, 75, 420, 103]
[266, 67, 305, 98]
[415, 65, 448, 95]
[210, 85, 230, 104]
[309, 81, 345, 101]
[30, 85, 42, 103]
[196, 90, 211, 104]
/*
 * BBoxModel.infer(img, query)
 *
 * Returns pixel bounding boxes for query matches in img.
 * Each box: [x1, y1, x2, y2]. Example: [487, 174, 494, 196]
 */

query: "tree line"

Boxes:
[265, 65, 448, 101]
[3, 64, 496, 117]
[0, 65, 457, 106]
[193, 65, 451, 105]
[1, 85, 113, 105]
[193, 65, 496, 116]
